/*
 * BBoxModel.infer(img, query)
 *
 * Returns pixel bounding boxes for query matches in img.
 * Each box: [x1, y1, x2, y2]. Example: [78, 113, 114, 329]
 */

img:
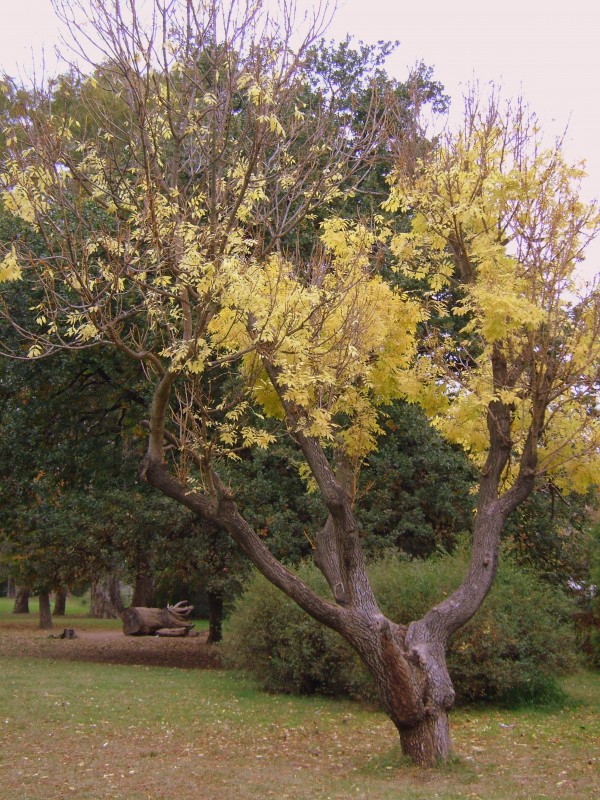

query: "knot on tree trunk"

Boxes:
[373, 624, 455, 766]
[407, 641, 456, 713]
[363, 619, 426, 730]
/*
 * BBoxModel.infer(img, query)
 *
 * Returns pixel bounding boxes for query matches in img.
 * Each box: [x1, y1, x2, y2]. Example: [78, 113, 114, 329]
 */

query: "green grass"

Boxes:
[0, 594, 123, 629]
[0, 636, 598, 800]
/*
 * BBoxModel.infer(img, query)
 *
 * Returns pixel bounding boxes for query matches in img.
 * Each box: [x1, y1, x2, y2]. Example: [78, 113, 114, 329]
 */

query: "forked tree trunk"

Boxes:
[142, 455, 458, 765]
[90, 572, 123, 618]
[140, 348, 537, 766]
[53, 586, 67, 616]
[339, 614, 456, 766]
[13, 586, 30, 614]
[38, 592, 53, 630]
[206, 591, 224, 644]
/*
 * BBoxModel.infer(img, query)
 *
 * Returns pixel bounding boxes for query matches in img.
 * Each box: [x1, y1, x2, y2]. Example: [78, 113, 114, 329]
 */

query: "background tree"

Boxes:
[505, 485, 595, 587]
[356, 401, 476, 558]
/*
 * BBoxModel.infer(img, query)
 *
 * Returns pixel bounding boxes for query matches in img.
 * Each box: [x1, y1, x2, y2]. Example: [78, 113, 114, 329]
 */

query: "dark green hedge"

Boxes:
[224, 548, 578, 705]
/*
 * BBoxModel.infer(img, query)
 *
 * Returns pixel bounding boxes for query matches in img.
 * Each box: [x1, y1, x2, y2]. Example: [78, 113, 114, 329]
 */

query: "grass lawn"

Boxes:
[0, 625, 598, 800]
[0, 595, 123, 630]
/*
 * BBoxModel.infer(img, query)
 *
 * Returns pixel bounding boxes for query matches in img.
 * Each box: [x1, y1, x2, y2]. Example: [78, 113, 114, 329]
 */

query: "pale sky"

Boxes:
[1, 0, 599, 276]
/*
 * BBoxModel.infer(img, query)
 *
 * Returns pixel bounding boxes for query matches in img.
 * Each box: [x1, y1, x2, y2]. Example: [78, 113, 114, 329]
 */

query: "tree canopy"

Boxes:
[385, 93, 600, 496]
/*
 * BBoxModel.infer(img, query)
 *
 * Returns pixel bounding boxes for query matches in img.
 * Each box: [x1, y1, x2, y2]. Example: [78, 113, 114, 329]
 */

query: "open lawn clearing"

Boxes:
[0, 596, 122, 631]
[0, 600, 213, 669]
[0, 636, 598, 800]
[0, 596, 209, 633]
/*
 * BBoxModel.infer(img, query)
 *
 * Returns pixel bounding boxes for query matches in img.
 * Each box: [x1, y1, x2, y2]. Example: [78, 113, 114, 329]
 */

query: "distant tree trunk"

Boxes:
[132, 572, 155, 607]
[7, 577, 16, 598]
[90, 572, 123, 618]
[53, 586, 67, 616]
[206, 591, 224, 644]
[38, 592, 53, 630]
[13, 586, 30, 613]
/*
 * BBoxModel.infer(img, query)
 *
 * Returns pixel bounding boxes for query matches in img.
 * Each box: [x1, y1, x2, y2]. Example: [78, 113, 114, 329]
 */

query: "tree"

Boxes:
[2, 0, 597, 768]
[0, 298, 150, 622]
[505, 484, 595, 588]
[381, 91, 600, 753]
[356, 401, 476, 558]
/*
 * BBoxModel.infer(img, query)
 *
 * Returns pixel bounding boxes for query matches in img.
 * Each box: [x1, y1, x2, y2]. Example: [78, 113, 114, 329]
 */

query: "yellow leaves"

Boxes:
[0, 247, 22, 282]
[434, 391, 491, 461]
[236, 73, 253, 91]
[566, 458, 600, 495]
[27, 342, 44, 358]
[458, 248, 547, 342]
[257, 114, 286, 138]
[218, 410, 277, 452]
[384, 97, 600, 488]
[320, 218, 379, 270]
[249, 371, 285, 419]
[536, 401, 600, 494]
[77, 322, 99, 342]
[214, 222, 422, 459]
[303, 408, 336, 441]
[2, 185, 37, 224]
[227, 159, 267, 222]
[247, 83, 265, 105]
[1, 157, 58, 224]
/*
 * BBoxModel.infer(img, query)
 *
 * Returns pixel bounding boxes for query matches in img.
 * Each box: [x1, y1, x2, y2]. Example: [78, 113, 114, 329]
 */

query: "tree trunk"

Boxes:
[7, 577, 16, 598]
[53, 586, 67, 616]
[342, 615, 456, 767]
[140, 383, 530, 767]
[131, 573, 155, 607]
[90, 572, 123, 618]
[206, 591, 223, 644]
[399, 712, 452, 765]
[13, 586, 30, 613]
[38, 592, 53, 630]
[142, 454, 456, 764]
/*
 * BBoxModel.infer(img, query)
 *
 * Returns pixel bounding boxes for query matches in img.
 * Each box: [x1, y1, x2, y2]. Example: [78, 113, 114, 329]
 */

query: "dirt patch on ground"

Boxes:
[0, 625, 221, 669]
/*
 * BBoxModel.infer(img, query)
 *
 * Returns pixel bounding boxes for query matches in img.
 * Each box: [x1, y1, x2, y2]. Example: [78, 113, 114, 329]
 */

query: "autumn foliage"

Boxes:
[1, 0, 599, 768]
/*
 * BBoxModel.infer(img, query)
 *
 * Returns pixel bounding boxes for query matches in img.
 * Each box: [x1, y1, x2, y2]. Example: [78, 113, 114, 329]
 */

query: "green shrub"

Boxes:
[224, 548, 578, 705]
[223, 562, 367, 697]
[587, 524, 600, 666]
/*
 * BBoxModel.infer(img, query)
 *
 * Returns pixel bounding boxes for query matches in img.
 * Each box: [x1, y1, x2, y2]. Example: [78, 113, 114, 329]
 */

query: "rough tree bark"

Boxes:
[206, 591, 224, 644]
[53, 586, 67, 616]
[131, 572, 156, 608]
[38, 592, 53, 630]
[90, 572, 123, 619]
[12, 586, 30, 613]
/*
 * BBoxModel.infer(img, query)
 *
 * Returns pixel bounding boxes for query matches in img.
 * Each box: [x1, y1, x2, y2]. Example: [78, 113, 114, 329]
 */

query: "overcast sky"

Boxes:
[1, 0, 598, 276]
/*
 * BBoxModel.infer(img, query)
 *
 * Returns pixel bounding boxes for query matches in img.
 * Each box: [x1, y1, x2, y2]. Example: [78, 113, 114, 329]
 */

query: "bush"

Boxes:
[223, 562, 367, 697]
[587, 524, 600, 666]
[224, 547, 578, 705]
